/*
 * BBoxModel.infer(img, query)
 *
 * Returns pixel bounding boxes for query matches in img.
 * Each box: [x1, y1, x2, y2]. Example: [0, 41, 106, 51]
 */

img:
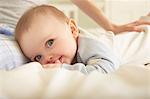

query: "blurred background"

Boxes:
[48, 0, 150, 30]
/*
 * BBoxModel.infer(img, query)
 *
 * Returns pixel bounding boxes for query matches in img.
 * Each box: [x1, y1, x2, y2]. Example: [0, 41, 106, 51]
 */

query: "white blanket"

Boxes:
[0, 62, 149, 99]
[0, 26, 150, 99]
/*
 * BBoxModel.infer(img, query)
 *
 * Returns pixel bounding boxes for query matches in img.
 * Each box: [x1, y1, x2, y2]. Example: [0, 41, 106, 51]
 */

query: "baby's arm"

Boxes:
[62, 37, 119, 75]
[61, 52, 119, 75]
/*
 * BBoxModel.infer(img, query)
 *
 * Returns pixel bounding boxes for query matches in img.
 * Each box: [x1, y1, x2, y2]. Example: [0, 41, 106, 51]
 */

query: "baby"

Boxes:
[15, 5, 119, 74]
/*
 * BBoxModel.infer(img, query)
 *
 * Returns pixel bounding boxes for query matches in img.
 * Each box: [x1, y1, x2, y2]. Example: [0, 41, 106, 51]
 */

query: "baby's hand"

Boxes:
[42, 63, 62, 69]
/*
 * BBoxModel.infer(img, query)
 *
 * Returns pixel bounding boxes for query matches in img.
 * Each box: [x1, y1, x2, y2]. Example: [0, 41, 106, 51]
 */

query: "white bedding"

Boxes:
[0, 62, 149, 99]
[0, 25, 150, 99]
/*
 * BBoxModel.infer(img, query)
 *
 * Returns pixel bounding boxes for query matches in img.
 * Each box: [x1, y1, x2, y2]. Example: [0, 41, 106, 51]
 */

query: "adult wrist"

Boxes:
[108, 23, 118, 33]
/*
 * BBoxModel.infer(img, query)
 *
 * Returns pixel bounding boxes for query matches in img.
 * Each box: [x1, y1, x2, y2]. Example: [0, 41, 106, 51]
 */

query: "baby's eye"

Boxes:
[47, 39, 54, 47]
[34, 55, 42, 62]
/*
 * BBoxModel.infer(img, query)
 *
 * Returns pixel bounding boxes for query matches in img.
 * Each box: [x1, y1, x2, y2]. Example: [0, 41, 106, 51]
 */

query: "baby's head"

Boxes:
[15, 5, 79, 65]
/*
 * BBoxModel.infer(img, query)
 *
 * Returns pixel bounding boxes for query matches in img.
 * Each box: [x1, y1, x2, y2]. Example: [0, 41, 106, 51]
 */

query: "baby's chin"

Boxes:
[70, 58, 77, 65]
[63, 60, 72, 64]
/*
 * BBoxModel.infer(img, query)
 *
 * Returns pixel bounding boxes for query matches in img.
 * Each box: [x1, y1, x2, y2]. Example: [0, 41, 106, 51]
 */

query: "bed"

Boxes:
[0, 25, 150, 99]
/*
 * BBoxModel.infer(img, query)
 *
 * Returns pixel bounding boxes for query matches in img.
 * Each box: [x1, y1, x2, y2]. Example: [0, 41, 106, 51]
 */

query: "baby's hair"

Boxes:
[15, 5, 68, 41]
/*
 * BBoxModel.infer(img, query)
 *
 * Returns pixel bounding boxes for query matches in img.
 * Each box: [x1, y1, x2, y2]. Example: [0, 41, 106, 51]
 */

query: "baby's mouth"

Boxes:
[55, 56, 63, 64]
[59, 56, 63, 63]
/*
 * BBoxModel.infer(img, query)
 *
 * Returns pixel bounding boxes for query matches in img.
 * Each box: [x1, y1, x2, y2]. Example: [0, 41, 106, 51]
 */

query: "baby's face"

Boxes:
[20, 15, 78, 65]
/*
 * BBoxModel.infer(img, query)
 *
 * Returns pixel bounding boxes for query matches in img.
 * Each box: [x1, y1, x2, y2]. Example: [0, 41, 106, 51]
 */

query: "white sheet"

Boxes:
[0, 62, 149, 99]
[114, 26, 150, 65]
[88, 25, 150, 65]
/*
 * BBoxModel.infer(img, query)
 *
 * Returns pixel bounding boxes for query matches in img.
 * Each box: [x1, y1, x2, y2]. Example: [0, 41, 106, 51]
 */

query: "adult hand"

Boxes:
[112, 20, 150, 34]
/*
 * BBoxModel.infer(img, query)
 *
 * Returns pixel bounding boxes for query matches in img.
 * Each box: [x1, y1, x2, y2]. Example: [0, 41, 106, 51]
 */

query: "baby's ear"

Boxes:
[67, 19, 79, 38]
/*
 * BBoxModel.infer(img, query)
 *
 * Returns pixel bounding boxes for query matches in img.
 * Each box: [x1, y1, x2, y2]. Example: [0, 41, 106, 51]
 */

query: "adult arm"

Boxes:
[71, 0, 150, 34]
